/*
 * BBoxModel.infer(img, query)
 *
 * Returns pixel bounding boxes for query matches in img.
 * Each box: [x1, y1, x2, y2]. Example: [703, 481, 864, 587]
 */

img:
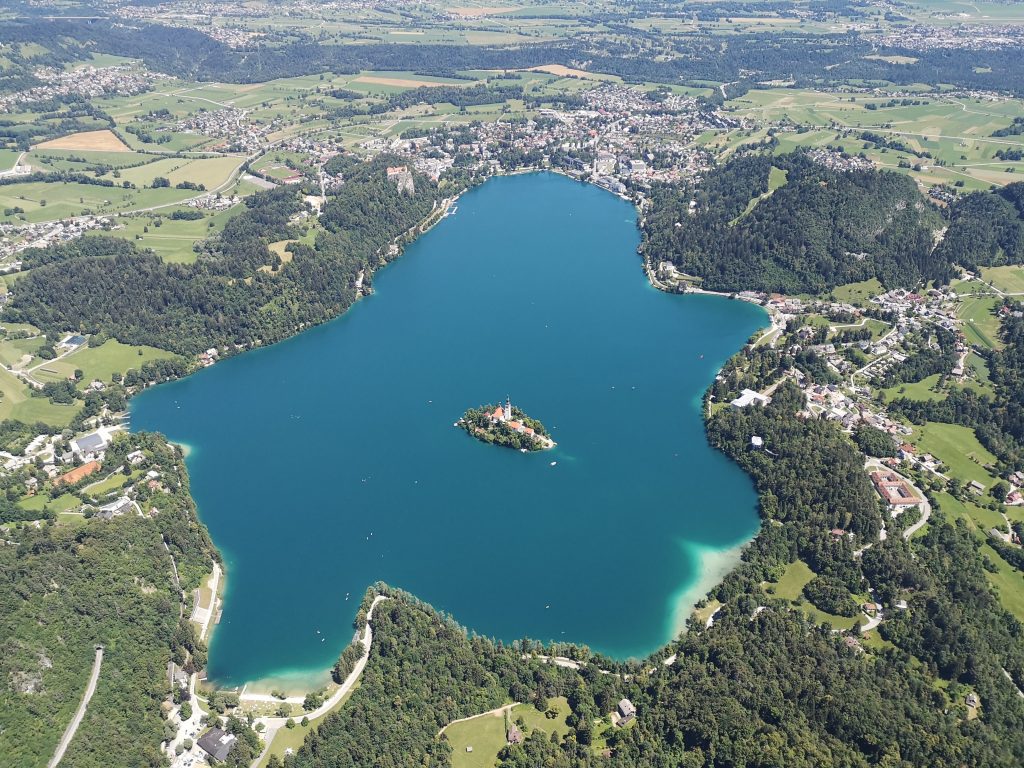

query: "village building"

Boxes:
[730, 389, 771, 409]
[870, 470, 920, 512]
[197, 727, 237, 763]
[97, 496, 133, 520]
[386, 165, 415, 195]
[616, 698, 636, 726]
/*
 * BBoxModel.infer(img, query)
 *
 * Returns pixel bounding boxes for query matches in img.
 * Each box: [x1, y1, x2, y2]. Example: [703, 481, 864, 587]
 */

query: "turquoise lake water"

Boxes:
[131, 172, 767, 687]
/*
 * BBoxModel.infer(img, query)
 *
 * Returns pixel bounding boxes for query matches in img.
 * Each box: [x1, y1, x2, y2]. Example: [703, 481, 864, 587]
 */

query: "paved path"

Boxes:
[195, 562, 221, 642]
[249, 593, 389, 729]
[48, 646, 103, 768]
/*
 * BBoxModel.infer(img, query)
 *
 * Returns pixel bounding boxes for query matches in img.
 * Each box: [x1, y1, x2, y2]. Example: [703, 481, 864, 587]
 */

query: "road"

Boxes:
[48, 646, 103, 768]
[247, 596, 390, 767]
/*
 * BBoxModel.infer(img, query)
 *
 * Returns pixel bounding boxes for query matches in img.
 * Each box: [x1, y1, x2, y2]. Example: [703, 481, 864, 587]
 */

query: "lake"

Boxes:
[131, 171, 767, 688]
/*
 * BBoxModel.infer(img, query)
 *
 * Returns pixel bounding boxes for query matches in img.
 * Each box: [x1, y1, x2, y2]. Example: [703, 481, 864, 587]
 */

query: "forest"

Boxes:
[642, 152, 949, 294]
[0, 433, 216, 768]
[5, 155, 444, 356]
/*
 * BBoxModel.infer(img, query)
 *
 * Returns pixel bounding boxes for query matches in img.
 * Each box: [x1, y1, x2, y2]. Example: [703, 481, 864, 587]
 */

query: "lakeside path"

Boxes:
[248, 596, 389, 767]
[48, 646, 103, 768]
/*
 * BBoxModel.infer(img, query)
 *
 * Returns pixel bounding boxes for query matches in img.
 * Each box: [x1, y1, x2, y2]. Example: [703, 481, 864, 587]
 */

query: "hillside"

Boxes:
[642, 152, 948, 294]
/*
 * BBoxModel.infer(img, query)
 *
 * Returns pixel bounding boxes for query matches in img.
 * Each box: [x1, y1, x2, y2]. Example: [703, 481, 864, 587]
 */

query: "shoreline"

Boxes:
[155, 170, 765, 696]
[669, 539, 752, 639]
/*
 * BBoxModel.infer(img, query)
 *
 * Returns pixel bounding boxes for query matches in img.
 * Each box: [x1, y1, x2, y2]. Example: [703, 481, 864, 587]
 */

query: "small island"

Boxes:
[457, 397, 556, 451]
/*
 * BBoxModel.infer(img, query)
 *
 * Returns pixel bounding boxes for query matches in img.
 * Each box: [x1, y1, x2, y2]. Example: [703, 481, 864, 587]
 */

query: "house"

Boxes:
[97, 496, 132, 520]
[507, 724, 523, 745]
[616, 698, 636, 726]
[55, 460, 101, 487]
[751, 435, 764, 449]
[730, 389, 771, 409]
[966, 692, 980, 709]
[197, 727, 237, 762]
[895, 599, 909, 611]
[969, 480, 986, 495]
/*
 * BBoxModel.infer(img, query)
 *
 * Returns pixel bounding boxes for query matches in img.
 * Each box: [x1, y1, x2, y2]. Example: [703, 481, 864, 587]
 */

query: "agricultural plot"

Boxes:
[108, 205, 239, 264]
[35, 129, 131, 152]
[31, 340, 179, 386]
[0, 367, 80, 425]
[981, 265, 1024, 295]
[913, 422, 999, 496]
[959, 295, 1003, 350]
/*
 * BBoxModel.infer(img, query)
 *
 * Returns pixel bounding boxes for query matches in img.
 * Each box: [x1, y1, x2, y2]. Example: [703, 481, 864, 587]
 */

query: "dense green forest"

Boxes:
[642, 152, 948, 294]
[934, 183, 1024, 270]
[0, 433, 216, 768]
[6, 156, 446, 355]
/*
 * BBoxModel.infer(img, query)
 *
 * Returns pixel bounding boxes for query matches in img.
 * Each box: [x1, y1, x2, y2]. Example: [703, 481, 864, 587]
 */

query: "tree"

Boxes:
[993, 480, 1010, 502]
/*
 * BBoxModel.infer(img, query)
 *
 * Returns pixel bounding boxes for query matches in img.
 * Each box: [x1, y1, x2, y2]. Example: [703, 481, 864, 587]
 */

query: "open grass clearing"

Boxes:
[959, 295, 1002, 350]
[17, 492, 81, 514]
[765, 559, 814, 601]
[444, 697, 570, 768]
[882, 373, 946, 403]
[0, 336, 45, 368]
[0, 367, 80, 425]
[982, 544, 1024, 622]
[934, 491, 1006, 534]
[33, 340, 178, 386]
[981, 265, 1024, 294]
[831, 278, 883, 306]
[912, 422, 999, 493]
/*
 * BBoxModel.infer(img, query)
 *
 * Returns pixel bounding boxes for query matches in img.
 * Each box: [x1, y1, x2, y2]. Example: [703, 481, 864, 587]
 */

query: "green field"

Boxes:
[81, 472, 129, 497]
[0, 335, 45, 367]
[17, 492, 81, 515]
[445, 709, 509, 768]
[105, 204, 240, 264]
[934, 491, 1006, 535]
[831, 278, 883, 306]
[982, 544, 1024, 622]
[913, 422, 999, 493]
[959, 295, 1002, 350]
[764, 560, 862, 630]
[32, 340, 179, 386]
[981, 265, 1024, 294]
[882, 373, 946, 403]
[0, 367, 80, 425]
[444, 697, 571, 768]
[767, 559, 815, 600]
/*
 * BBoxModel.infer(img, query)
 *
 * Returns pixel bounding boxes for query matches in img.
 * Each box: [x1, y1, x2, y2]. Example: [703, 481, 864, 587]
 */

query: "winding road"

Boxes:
[48, 646, 103, 768]
[247, 596, 389, 767]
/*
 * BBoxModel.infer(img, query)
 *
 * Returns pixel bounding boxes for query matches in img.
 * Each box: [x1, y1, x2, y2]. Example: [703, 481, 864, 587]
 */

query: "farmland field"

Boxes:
[36, 129, 131, 152]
